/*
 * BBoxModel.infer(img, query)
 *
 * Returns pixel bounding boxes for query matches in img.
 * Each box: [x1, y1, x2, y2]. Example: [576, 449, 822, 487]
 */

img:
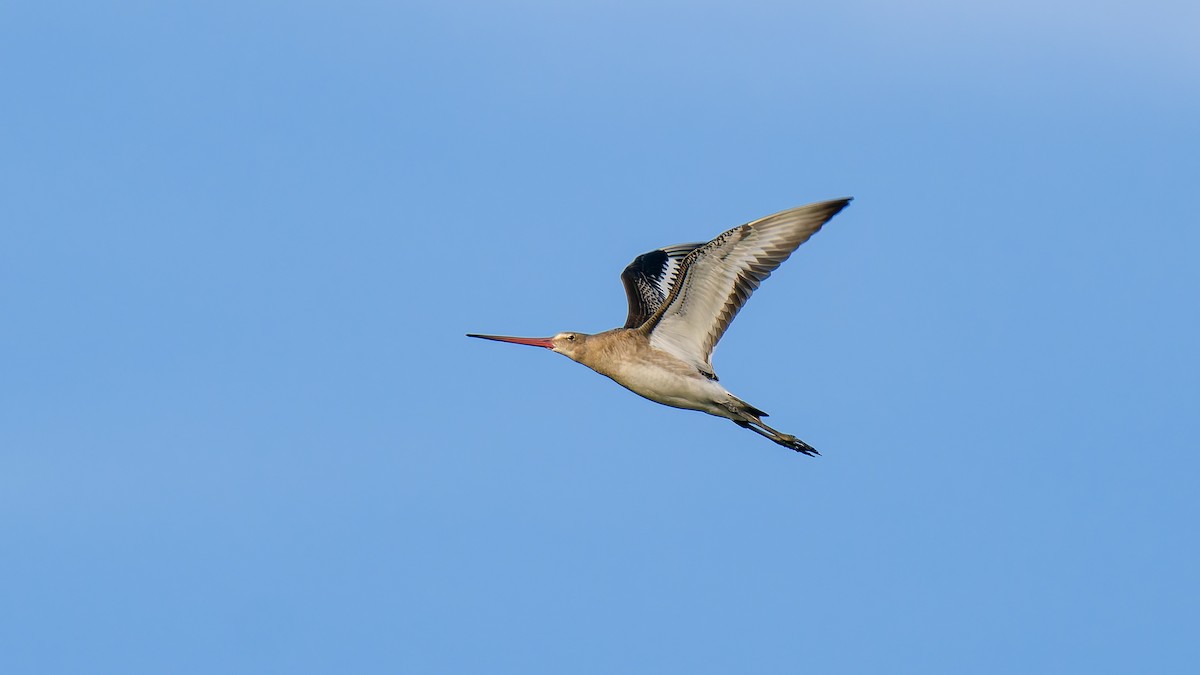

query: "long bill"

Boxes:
[466, 333, 556, 349]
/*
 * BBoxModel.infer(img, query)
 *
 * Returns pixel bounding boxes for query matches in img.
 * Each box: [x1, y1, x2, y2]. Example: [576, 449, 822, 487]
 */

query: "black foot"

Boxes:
[777, 434, 820, 457]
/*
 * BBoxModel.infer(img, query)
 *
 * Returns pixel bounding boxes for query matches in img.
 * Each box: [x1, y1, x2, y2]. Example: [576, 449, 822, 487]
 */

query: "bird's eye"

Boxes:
[566, 334, 575, 341]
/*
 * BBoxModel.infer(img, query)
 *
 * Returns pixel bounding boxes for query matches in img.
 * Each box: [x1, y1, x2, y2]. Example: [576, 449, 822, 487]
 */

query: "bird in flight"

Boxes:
[468, 198, 851, 455]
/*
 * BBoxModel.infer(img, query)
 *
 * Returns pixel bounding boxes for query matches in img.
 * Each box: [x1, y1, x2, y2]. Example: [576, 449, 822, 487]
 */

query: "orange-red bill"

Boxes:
[466, 333, 556, 349]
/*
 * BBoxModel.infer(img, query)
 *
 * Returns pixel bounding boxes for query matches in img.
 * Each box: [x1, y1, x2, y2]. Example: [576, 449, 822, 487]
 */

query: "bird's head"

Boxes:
[466, 331, 591, 362]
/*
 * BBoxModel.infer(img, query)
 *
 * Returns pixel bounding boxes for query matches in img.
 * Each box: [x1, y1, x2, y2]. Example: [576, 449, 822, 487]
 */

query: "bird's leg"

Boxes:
[735, 418, 819, 456]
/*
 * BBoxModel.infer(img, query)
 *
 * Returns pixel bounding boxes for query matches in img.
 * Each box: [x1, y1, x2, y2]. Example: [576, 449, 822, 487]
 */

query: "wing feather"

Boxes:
[620, 242, 705, 329]
[642, 198, 852, 375]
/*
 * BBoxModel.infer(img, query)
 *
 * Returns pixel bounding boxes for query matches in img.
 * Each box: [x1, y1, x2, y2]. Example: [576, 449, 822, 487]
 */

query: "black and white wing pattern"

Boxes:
[620, 241, 705, 329]
[641, 198, 852, 376]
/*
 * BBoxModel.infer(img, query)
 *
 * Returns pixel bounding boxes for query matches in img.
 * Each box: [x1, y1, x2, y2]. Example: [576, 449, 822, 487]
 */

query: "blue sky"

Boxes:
[2, 1, 1197, 673]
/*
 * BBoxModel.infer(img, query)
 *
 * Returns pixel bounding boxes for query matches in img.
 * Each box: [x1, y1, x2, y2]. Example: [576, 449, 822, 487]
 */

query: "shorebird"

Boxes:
[468, 198, 851, 455]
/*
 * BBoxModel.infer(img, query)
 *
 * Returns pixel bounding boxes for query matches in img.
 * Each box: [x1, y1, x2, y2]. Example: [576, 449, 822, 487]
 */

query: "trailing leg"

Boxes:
[723, 394, 819, 456]
[732, 415, 819, 456]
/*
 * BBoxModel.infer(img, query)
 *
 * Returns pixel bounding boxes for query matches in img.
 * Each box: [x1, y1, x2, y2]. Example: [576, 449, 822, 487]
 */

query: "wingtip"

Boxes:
[823, 197, 853, 218]
[802, 197, 853, 217]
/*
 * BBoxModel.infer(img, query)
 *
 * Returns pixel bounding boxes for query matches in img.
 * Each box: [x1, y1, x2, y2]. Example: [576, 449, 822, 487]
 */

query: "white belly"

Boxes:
[602, 358, 735, 419]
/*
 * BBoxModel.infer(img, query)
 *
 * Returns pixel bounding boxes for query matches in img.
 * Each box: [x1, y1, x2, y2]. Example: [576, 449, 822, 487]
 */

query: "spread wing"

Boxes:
[620, 242, 705, 329]
[641, 198, 852, 376]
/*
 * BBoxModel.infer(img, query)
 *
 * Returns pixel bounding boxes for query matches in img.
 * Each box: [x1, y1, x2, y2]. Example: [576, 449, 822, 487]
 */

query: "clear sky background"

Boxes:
[2, 1, 1197, 673]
